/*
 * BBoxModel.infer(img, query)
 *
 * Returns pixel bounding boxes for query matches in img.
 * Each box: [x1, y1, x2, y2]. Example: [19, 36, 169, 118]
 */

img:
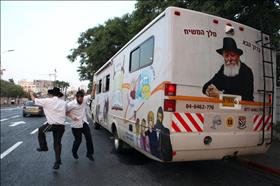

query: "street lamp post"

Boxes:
[0, 49, 15, 79]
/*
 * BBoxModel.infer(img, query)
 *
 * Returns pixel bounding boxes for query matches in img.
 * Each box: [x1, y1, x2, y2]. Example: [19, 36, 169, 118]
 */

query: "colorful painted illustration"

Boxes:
[140, 119, 150, 152]
[112, 57, 125, 110]
[126, 66, 155, 118]
[134, 118, 141, 148]
[145, 111, 160, 158]
[103, 98, 109, 122]
[154, 107, 173, 161]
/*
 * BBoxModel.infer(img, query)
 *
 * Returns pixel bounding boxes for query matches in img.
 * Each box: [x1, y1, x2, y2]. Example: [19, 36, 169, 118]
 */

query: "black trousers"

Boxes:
[38, 123, 65, 163]
[71, 123, 94, 156]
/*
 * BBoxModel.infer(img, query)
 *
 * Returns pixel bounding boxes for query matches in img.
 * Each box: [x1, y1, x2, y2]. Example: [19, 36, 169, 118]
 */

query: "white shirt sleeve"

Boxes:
[83, 95, 92, 103]
[66, 101, 75, 112]
[34, 98, 47, 107]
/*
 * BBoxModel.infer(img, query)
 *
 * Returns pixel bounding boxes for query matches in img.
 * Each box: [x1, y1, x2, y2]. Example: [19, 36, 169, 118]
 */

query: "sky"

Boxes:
[1, 1, 136, 89]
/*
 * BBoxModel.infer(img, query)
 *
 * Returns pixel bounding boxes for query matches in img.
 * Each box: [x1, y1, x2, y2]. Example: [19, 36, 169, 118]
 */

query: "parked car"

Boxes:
[22, 101, 44, 117]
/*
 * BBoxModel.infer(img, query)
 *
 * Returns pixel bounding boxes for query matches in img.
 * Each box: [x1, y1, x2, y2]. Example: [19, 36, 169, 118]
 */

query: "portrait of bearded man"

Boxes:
[202, 37, 254, 101]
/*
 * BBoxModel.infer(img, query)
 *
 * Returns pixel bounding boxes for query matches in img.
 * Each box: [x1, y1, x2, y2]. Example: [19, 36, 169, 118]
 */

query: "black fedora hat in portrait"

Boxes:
[216, 37, 243, 55]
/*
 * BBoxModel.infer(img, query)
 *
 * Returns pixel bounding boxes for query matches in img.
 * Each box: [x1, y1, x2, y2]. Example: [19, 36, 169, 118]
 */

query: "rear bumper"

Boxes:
[170, 132, 271, 161]
[23, 111, 44, 116]
[172, 145, 269, 162]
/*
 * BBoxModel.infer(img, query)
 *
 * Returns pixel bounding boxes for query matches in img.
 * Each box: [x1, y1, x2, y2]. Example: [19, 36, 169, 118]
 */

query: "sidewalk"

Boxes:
[238, 139, 280, 177]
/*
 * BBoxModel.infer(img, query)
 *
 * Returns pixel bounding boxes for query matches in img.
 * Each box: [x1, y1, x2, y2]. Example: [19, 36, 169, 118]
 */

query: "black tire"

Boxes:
[94, 122, 101, 130]
[113, 129, 124, 153]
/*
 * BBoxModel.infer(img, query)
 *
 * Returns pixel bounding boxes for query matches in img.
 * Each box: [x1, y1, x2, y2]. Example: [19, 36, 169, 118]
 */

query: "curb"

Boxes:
[237, 158, 280, 177]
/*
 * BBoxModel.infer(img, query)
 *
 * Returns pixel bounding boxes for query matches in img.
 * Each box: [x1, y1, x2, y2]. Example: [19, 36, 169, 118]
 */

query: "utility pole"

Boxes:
[0, 49, 15, 79]
[48, 69, 57, 81]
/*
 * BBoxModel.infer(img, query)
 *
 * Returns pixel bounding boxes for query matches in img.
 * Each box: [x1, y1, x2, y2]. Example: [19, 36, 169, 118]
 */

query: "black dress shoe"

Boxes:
[72, 152, 79, 159]
[53, 162, 60, 169]
[86, 155, 94, 161]
[36, 148, 48, 152]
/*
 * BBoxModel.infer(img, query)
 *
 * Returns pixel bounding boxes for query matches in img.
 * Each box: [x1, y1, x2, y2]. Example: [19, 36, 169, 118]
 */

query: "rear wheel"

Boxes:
[113, 128, 124, 153]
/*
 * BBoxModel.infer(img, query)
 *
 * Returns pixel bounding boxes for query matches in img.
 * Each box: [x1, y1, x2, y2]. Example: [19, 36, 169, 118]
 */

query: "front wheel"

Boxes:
[94, 122, 101, 130]
[92, 114, 100, 130]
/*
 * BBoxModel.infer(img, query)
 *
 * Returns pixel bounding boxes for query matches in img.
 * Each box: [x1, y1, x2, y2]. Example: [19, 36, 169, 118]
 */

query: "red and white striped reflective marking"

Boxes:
[253, 115, 272, 131]
[172, 113, 204, 133]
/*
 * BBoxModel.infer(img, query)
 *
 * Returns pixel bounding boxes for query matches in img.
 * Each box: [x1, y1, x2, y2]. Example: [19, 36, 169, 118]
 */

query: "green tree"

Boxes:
[53, 80, 70, 95]
[0, 79, 27, 98]
[67, 15, 132, 82]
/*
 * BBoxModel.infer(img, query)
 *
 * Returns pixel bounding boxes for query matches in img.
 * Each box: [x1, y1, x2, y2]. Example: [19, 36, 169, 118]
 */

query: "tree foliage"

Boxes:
[68, 0, 280, 86]
[0, 79, 28, 98]
[53, 80, 70, 93]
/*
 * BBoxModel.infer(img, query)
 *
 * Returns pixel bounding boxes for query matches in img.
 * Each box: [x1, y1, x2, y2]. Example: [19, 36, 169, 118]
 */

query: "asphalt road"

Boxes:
[1, 106, 280, 186]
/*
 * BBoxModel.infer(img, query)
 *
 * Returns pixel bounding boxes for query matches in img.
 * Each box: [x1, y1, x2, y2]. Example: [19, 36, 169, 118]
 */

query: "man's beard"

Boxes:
[223, 62, 240, 77]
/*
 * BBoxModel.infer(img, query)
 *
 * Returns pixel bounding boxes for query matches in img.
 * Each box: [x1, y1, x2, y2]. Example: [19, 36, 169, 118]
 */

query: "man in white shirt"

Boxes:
[30, 87, 66, 170]
[66, 87, 95, 161]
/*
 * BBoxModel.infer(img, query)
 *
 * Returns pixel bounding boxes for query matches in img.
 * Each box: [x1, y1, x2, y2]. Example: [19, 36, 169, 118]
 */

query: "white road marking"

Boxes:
[9, 121, 26, 127]
[0, 108, 19, 111]
[30, 128, 38, 134]
[1, 141, 23, 159]
[0, 118, 9, 122]
[10, 115, 20, 119]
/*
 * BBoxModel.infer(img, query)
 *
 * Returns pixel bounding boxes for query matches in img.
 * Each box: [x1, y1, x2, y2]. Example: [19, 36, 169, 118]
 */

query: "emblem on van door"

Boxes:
[211, 115, 221, 129]
[226, 116, 234, 128]
[238, 116, 247, 129]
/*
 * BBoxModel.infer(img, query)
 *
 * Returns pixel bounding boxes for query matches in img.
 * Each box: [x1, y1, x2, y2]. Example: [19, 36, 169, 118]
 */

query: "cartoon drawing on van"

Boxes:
[126, 67, 155, 119]
[112, 59, 125, 110]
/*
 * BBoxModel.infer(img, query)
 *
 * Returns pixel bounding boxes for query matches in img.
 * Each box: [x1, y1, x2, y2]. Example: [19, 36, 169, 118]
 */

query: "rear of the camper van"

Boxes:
[163, 7, 274, 161]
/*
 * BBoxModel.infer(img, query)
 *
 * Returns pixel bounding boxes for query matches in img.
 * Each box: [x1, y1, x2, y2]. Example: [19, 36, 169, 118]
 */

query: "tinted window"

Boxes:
[97, 79, 102, 94]
[25, 101, 34, 106]
[105, 75, 110, 92]
[130, 48, 140, 72]
[129, 36, 154, 72]
[140, 37, 154, 67]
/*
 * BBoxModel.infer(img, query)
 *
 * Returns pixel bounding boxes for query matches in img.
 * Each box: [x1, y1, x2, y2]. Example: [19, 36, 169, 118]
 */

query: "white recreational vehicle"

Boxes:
[91, 7, 276, 162]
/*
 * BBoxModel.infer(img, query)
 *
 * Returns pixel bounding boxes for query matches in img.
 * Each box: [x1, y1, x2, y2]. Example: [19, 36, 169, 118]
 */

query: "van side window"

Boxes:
[97, 79, 102, 94]
[130, 48, 140, 72]
[129, 36, 154, 72]
[103, 74, 110, 92]
[105, 75, 110, 92]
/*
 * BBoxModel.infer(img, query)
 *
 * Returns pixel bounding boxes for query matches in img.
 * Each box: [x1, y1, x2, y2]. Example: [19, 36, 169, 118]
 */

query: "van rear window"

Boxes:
[129, 36, 154, 72]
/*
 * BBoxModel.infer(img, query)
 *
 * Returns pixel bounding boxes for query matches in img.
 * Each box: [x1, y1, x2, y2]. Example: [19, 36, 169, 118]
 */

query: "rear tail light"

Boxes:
[165, 84, 177, 96]
[174, 11, 180, 16]
[164, 99, 176, 112]
[213, 19, 219, 24]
